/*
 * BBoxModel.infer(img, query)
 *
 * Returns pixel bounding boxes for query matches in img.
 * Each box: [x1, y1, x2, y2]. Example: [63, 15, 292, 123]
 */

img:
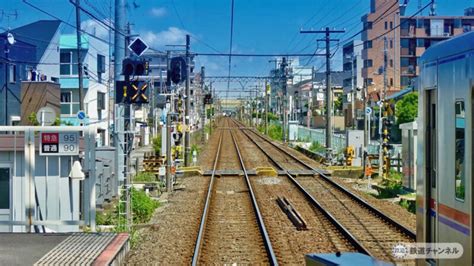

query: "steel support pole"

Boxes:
[265, 81, 269, 135]
[184, 35, 191, 166]
[200, 66, 206, 144]
[166, 112, 172, 192]
[325, 28, 333, 160]
[74, 0, 84, 112]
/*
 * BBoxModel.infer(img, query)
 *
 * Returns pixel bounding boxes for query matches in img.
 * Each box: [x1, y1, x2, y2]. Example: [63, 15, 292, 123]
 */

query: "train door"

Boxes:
[426, 89, 438, 246]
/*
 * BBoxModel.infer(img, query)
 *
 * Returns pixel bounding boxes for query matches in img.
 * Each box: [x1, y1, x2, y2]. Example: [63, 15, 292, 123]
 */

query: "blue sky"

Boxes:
[2, 0, 474, 95]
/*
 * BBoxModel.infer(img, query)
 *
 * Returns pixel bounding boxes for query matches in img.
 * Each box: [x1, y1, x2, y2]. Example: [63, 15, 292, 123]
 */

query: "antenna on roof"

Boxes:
[0, 9, 18, 30]
[429, 0, 437, 16]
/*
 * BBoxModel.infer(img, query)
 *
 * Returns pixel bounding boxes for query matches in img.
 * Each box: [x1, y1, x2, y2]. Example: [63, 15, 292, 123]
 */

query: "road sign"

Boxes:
[77, 110, 86, 120]
[128, 37, 149, 57]
[37, 106, 56, 126]
[40, 132, 79, 156]
[366, 107, 372, 115]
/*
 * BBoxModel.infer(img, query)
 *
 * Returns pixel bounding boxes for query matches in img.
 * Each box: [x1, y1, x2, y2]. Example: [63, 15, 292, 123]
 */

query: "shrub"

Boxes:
[134, 172, 156, 183]
[267, 124, 283, 141]
[127, 188, 160, 224]
[309, 141, 325, 153]
[399, 198, 416, 214]
[152, 134, 162, 155]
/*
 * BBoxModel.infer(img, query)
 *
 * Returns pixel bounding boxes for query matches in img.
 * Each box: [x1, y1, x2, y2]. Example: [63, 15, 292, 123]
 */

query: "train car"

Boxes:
[417, 31, 474, 265]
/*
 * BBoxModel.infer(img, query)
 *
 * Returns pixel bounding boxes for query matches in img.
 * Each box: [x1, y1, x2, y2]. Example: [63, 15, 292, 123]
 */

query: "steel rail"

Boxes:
[235, 123, 372, 256]
[191, 129, 223, 265]
[229, 127, 278, 265]
[240, 122, 416, 240]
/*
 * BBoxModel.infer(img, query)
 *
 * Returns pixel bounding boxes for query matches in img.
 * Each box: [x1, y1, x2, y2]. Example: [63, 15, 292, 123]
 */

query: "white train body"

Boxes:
[418, 31, 474, 265]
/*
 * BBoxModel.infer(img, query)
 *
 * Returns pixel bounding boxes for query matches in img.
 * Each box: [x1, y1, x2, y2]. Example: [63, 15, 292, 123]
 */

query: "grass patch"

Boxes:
[309, 141, 325, 153]
[399, 198, 416, 214]
[97, 188, 160, 226]
[134, 172, 157, 183]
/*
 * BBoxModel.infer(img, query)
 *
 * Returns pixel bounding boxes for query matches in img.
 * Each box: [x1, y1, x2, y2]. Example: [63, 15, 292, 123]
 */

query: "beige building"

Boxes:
[362, 0, 474, 93]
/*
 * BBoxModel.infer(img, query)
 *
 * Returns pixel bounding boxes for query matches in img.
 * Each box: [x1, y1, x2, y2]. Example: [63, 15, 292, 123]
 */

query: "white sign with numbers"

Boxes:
[40, 132, 79, 156]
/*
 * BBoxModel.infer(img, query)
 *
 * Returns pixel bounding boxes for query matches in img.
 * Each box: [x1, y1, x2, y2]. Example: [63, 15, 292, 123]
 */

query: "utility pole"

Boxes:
[265, 81, 269, 135]
[379, 37, 388, 178]
[184, 35, 191, 167]
[74, 0, 84, 112]
[200, 66, 206, 144]
[166, 111, 172, 192]
[301, 27, 345, 162]
[351, 53, 356, 130]
[281, 57, 288, 143]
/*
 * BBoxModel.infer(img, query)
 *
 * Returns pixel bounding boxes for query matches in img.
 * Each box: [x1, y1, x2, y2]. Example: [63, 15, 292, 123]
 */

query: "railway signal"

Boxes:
[122, 58, 149, 77]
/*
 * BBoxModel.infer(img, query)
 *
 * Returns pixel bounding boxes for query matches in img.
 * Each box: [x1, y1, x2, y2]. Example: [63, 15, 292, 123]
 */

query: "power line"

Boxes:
[195, 52, 325, 57]
[22, 0, 116, 47]
[69, 0, 126, 36]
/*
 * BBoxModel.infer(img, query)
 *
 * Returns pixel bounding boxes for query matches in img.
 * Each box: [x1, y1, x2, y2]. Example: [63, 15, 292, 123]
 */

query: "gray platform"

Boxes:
[0, 232, 129, 265]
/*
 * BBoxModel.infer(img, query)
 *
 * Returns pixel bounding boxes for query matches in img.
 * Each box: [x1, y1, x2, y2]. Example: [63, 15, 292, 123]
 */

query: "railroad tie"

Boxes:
[276, 196, 308, 231]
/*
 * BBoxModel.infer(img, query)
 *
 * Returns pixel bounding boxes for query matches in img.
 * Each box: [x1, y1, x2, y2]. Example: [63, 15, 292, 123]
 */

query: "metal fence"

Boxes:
[295, 125, 402, 156]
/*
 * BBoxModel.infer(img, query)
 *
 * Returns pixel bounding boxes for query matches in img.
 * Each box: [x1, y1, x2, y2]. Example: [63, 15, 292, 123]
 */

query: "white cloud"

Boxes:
[142, 27, 189, 49]
[150, 7, 167, 17]
[81, 19, 110, 40]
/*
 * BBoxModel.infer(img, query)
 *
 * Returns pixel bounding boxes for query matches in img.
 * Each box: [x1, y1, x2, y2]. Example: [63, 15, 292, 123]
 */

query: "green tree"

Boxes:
[334, 95, 343, 112]
[395, 92, 418, 125]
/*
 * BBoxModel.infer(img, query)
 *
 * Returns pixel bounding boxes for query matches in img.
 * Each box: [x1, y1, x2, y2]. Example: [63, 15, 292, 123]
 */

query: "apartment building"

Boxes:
[361, 0, 474, 93]
[59, 34, 110, 146]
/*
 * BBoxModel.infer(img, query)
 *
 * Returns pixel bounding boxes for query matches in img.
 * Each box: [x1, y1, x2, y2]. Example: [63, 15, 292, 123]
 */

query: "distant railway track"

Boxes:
[191, 119, 277, 265]
[231, 118, 416, 263]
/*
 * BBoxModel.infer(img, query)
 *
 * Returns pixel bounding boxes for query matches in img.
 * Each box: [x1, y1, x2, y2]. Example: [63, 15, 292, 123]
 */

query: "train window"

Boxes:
[455, 101, 465, 200]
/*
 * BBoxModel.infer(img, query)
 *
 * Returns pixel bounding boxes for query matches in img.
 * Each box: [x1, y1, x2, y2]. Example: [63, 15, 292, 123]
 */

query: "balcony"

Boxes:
[401, 66, 416, 75]
[400, 48, 415, 56]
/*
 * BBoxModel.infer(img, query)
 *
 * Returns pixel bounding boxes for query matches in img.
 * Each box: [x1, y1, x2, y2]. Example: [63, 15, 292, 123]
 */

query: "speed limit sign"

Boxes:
[40, 132, 79, 156]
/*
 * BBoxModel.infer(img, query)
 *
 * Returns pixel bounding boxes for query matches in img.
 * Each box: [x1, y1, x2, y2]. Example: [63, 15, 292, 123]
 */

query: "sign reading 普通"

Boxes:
[40, 132, 79, 156]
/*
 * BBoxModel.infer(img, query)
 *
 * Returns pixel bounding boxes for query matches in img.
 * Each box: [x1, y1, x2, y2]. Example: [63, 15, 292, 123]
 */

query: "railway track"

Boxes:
[192, 120, 277, 265]
[231, 118, 416, 263]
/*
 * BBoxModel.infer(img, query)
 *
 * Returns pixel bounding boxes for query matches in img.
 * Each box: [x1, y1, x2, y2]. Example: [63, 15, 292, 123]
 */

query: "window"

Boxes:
[97, 92, 105, 110]
[390, 78, 393, 86]
[385, 21, 388, 30]
[401, 39, 409, 48]
[364, 40, 373, 49]
[390, 21, 393, 29]
[390, 40, 393, 49]
[60, 90, 80, 115]
[0, 168, 9, 209]
[401, 76, 411, 87]
[416, 39, 425, 47]
[364, 59, 373, 68]
[454, 19, 462, 28]
[97, 54, 106, 83]
[8, 64, 16, 83]
[366, 21, 373, 30]
[455, 100, 465, 200]
[416, 19, 424, 28]
[60, 51, 78, 76]
[463, 24, 472, 33]
[390, 59, 393, 67]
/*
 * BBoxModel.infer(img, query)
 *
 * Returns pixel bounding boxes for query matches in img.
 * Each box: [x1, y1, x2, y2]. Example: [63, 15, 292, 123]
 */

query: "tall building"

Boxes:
[59, 34, 110, 146]
[342, 40, 363, 128]
[361, 0, 474, 94]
